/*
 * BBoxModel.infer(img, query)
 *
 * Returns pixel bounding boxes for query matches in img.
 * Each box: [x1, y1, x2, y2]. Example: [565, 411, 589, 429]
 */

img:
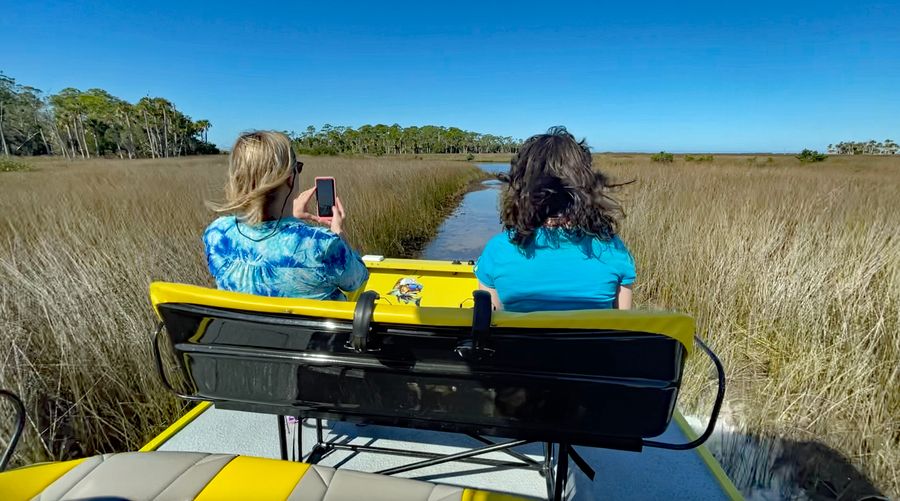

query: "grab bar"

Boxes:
[0, 389, 25, 471]
[643, 335, 726, 450]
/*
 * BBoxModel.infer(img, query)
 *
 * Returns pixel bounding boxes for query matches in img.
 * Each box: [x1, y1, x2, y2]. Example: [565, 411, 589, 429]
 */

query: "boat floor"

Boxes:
[158, 405, 729, 500]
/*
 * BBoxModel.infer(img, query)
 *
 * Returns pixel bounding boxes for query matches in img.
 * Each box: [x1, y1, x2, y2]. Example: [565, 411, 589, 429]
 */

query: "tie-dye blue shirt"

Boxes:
[203, 216, 368, 299]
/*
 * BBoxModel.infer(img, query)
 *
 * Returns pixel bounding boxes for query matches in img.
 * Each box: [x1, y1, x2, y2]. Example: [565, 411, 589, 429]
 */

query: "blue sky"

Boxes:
[2, 1, 898, 152]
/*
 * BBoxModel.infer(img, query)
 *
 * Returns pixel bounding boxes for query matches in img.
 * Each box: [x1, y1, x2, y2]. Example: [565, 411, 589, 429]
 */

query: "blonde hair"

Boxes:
[209, 131, 296, 225]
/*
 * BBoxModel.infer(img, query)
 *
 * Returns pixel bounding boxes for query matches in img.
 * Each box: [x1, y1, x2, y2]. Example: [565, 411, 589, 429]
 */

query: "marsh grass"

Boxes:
[0, 155, 480, 466]
[601, 154, 899, 498]
[1, 152, 897, 498]
[0, 157, 31, 172]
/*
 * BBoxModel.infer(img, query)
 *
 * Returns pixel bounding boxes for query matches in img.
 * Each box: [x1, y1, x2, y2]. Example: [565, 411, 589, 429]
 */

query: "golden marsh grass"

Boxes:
[0, 155, 481, 466]
[601, 154, 899, 498]
[0, 152, 897, 498]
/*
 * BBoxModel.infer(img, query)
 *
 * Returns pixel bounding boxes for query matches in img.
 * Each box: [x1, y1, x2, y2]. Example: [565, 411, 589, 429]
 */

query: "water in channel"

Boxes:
[420, 163, 508, 261]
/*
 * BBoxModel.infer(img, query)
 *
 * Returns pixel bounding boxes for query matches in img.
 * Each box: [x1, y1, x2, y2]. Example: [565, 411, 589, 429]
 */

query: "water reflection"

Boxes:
[421, 163, 508, 261]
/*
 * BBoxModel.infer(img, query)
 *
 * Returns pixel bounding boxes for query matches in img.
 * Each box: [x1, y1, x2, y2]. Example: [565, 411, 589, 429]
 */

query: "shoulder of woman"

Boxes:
[608, 234, 635, 259]
[609, 233, 627, 246]
[484, 231, 515, 251]
[590, 233, 629, 252]
[204, 215, 235, 237]
[279, 218, 343, 246]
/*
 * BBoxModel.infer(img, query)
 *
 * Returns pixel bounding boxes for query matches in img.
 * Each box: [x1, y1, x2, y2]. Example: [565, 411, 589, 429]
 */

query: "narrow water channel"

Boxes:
[421, 163, 508, 261]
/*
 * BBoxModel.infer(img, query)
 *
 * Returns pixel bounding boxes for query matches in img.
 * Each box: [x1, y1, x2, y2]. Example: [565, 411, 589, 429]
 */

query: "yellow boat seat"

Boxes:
[1, 451, 531, 501]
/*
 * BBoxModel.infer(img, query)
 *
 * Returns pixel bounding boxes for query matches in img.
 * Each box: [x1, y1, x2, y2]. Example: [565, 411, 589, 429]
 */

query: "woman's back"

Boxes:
[203, 131, 368, 300]
[475, 126, 635, 312]
[204, 216, 367, 299]
[475, 229, 635, 312]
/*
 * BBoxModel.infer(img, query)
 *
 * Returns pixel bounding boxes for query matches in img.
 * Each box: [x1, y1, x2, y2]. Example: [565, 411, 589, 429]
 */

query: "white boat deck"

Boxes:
[158, 405, 731, 500]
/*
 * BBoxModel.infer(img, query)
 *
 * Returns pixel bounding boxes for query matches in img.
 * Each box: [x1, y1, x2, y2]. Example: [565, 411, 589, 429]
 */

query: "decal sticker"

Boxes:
[388, 277, 424, 306]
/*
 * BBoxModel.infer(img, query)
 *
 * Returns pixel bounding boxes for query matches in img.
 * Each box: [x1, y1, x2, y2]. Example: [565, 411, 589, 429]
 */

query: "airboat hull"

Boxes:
[0, 258, 741, 501]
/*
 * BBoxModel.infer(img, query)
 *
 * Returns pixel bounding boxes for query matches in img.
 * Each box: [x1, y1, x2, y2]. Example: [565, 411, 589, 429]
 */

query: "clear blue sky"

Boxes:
[3, 0, 898, 152]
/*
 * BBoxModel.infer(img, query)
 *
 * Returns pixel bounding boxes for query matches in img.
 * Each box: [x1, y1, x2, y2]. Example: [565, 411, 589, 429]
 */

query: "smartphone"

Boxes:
[315, 177, 336, 222]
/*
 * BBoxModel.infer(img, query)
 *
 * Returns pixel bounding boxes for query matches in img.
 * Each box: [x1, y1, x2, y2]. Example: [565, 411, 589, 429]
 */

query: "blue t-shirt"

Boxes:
[203, 216, 368, 299]
[474, 229, 636, 312]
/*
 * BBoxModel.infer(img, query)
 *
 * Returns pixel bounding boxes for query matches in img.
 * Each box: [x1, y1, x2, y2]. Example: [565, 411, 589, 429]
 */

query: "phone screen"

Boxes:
[316, 178, 335, 217]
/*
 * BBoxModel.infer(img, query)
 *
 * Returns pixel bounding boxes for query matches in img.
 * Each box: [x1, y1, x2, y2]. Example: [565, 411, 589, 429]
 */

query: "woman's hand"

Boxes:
[292, 186, 347, 235]
[292, 187, 324, 223]
[330, 196, 346, 235]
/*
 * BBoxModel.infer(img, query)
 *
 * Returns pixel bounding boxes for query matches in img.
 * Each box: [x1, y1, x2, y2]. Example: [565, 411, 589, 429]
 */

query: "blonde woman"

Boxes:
[203, 131, 368, 298]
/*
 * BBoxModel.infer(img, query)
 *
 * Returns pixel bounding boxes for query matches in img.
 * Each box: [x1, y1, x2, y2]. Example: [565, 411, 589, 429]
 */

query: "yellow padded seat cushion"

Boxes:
[194, 456, 310, 500]
[0, 458, 86, 500]
[0, 451, 535, 501]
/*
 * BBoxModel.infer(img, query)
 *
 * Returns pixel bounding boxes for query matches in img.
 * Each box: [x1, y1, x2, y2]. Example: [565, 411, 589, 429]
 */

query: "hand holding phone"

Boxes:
[328, 196, 345, 235]
[315, 177, 336, 222]
[294, 178, 344, 233]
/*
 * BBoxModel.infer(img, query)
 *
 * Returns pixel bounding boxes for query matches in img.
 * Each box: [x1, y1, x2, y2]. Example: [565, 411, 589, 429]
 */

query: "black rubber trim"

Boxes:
[350, 291, 379, 352]
[0, 389, 25, 472]
[643, 335, 725, 450]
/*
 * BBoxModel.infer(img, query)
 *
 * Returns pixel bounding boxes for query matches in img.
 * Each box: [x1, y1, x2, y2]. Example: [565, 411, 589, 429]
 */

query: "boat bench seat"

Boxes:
[2, 451, 531, 500]
[151, 282, 697, 448]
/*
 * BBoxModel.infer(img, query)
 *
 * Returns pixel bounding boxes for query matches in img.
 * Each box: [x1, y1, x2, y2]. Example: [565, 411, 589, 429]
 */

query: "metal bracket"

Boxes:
[568, 446, 595, 481]
[298, 418, 574, 501]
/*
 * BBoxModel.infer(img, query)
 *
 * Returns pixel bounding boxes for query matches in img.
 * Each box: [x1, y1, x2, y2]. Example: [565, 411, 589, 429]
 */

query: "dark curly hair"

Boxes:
[500, 126, 623, 248]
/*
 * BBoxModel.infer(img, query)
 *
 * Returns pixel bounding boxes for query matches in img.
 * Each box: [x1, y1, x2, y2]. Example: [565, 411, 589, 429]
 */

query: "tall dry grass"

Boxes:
[0, 155, 481, 467]
[601, 154, 899, 498]
[1, 152, 897, 498]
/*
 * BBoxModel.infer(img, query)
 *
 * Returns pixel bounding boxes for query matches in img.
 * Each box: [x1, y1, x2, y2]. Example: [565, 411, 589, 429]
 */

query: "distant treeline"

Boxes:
[293, 124, 521, 156]
[0, 71, 217, 159]
[828, 140, 897, 155]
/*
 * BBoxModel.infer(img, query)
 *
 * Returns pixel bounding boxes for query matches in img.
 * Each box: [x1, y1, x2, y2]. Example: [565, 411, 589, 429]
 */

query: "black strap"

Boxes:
[456, 290, 494, 360]
[471, 290, 492, 355]
[351, 291, 379, 352]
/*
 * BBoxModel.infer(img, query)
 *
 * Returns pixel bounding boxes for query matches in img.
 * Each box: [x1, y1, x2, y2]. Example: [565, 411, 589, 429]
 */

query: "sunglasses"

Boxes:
[294, 161, 304, 175]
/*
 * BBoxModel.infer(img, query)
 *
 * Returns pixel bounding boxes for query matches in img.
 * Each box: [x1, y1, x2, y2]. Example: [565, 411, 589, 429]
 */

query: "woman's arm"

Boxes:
[615, 284, 633, 310]
[320, 198, 369, 292]
[478, 282, 503, 311]
[331, 239, 369, 292]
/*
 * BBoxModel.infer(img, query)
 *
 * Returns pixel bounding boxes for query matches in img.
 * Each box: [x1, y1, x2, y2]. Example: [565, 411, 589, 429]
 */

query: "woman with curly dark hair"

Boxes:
[474, 127, 635, 312]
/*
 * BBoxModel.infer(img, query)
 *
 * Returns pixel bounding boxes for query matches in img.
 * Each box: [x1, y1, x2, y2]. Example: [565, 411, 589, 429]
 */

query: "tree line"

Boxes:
[293, 124, 521, 156]
[827, 140, 897, 155]
[0, 71, 217, 159]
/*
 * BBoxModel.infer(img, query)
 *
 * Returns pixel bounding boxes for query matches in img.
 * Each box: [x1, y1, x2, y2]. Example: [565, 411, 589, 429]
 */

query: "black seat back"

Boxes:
[155, 295, 691, 450]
